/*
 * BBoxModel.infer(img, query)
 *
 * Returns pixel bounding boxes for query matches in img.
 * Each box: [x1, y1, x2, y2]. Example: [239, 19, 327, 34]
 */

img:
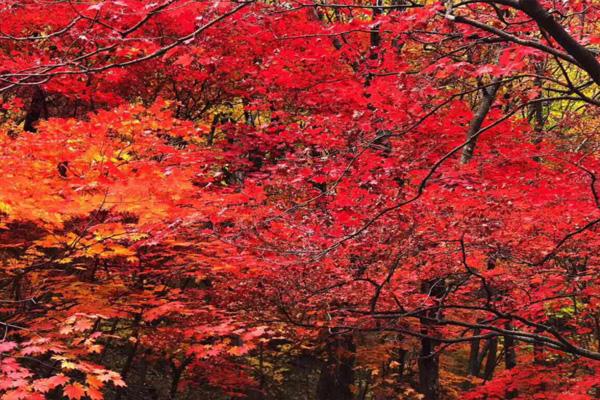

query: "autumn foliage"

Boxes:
[0, 0, 599, 399]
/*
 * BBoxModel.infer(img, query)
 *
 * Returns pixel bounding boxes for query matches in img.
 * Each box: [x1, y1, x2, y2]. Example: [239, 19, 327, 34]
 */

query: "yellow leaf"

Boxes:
[61, 361, 78, 370]
[0, 201, 12, 215]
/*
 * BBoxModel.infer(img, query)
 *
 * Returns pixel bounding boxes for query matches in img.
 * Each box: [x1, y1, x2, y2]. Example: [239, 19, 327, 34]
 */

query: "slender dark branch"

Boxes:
[446, 13, 576, 64]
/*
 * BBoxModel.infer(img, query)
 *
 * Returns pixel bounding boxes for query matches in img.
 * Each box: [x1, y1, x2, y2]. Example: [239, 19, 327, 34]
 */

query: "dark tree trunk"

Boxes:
[482, 337, 498, 381]
[397, 348, 407, 379]
[418, 335, 440, 400]
[467, 327, 481, 376]
[24, 86, 46, 132]
[505, 325, 518, 398]
[115, 314, 141, 400]
[504, 325, 517, 370]
[169, 358, 191, 400]
[530, 63, 546, 143]
[475, 339, 490, 377]
[418, 279, 444, 400]
[364, 0, 382, 87]
[519, 0, 600, 86]
[317, 333, 356, 400]
[461, 78, 501, 164]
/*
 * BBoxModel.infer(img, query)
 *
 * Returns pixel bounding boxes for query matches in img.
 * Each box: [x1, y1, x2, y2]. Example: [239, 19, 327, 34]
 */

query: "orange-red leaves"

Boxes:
[31, 375, 70, 393]
[143, 302, 185, 322]
[0, 342, 17, 353]
[63, 383, 86, 400]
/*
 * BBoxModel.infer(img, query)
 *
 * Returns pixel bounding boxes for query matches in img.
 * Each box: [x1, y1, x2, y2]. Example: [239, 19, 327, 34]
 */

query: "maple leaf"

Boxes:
[174, 54, 194, 67]
[0, 342, 17, 353]
[31, 375, 70, 393]
[143, 302, 185, 322]
[63, 383, 86, 400]
[86, 387, 104, 400]
[1, 389, 29, 400]
[95, 370, 126, 387]
[86, 375, 103, 390]
[19, 345, 45, 356]
[60, 361, 79, 371]
[227, 344, 254, 356]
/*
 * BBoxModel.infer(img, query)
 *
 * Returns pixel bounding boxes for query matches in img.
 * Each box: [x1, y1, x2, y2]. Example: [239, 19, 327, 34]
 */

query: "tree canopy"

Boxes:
[0, 0, 598, 399]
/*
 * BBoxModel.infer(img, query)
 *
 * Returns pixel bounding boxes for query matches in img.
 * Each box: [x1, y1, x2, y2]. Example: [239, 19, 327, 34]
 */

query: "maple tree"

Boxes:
[0, 0, 599, 399]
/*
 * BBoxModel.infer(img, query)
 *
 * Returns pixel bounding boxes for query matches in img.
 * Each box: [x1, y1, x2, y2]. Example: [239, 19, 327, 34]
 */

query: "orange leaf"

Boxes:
[64, 383, 86, 400]
[86, 387, 104, 400]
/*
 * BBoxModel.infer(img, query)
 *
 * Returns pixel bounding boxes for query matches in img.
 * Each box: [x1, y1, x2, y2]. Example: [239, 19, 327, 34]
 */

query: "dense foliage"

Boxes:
[0, 0, 599, 399]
